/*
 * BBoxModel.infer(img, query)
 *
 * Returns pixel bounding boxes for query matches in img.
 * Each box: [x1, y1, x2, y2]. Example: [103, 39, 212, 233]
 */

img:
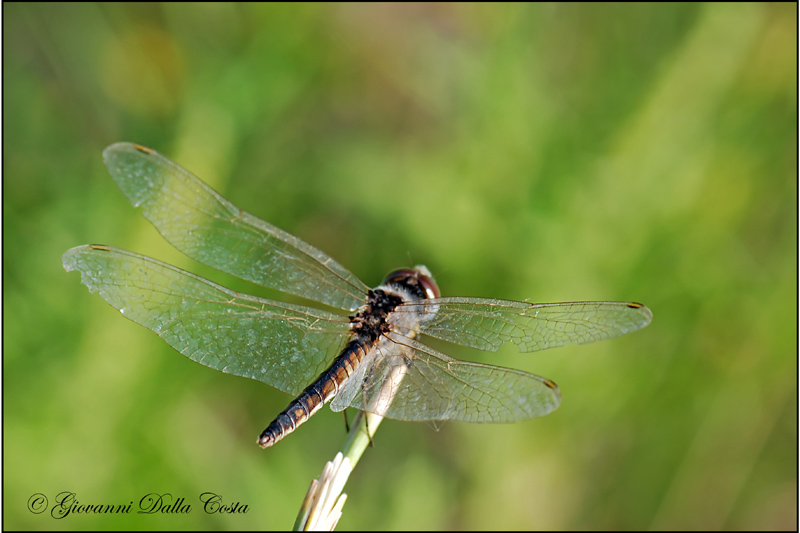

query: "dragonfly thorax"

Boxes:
[349, 266, 439, 345]
[349, 289, 404, 344]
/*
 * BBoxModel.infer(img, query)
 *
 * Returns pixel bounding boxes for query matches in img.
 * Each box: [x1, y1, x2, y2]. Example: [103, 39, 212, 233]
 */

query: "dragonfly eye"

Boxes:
[382, 266, 440, 300]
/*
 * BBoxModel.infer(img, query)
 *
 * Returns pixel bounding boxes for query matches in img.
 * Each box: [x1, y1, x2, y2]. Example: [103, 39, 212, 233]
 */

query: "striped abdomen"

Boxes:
[257, 340, 367, 448]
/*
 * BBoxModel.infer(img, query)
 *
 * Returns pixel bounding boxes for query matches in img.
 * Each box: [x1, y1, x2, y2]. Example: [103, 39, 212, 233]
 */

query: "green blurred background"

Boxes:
[4, 3, 796, 530]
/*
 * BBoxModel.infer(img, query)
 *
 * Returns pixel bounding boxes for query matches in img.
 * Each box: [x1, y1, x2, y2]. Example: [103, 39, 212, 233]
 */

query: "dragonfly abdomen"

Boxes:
[258, 340, 367, 448]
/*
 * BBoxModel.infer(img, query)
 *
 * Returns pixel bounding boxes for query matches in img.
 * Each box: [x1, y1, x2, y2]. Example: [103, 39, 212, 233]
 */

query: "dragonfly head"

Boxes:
[382, 265, 440, 300]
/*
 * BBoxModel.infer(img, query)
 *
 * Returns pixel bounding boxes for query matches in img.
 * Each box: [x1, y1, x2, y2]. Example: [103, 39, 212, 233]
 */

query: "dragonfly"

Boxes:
[63, 143, 652, 448]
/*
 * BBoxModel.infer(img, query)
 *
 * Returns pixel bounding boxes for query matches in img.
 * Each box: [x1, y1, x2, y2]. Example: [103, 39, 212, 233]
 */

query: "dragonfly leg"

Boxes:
[342, 410, 350, 433]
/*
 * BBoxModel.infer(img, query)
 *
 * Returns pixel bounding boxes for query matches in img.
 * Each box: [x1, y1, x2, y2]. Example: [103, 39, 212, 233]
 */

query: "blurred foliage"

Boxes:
[4, 2, 796, 530]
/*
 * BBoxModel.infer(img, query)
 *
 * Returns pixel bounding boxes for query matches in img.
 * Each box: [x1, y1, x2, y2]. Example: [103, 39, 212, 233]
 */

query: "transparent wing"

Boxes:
[345, 331, 562, 422]
[62, 245, 352, 396]
[329, 350, 373, 413]
[403, 298, 652, 352]
[103, 143, 370, 311]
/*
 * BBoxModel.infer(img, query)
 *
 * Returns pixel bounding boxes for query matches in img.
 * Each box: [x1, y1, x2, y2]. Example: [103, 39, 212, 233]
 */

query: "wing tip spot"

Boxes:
[133, 144, 153, 155]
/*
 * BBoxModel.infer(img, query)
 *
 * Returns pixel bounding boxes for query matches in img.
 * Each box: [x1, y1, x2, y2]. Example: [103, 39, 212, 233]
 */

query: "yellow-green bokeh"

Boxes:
[4, 3, 796, 530]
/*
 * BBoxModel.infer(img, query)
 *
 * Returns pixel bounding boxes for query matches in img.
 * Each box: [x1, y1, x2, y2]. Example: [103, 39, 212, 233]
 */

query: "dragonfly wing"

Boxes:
[409, 298, 652, 352]
[62, 245, 352, 396]
[103, 143, 370, 311]
[345, 331, 561, 423]
[329, 350, 373, 413]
